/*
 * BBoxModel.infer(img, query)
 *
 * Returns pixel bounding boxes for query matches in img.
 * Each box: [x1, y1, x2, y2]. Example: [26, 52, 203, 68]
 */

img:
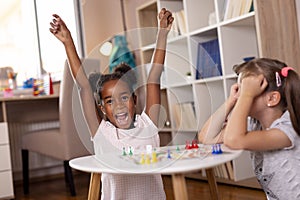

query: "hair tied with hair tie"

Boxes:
[281, 66, 294, 77]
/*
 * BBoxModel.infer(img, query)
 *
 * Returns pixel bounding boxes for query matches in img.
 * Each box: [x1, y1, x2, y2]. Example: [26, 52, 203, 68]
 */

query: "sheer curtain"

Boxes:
[0, 0, 84, 88]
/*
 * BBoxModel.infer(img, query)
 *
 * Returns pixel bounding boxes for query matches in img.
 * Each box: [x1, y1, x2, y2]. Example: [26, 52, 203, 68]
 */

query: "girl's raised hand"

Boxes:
[158, 8, 174, 31]
[240, 74, 268, 99]
[49, 14, 71, 44]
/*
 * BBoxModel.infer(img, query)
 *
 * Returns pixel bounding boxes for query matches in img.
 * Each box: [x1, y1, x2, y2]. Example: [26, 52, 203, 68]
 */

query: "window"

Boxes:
[0, 0, 83, 88]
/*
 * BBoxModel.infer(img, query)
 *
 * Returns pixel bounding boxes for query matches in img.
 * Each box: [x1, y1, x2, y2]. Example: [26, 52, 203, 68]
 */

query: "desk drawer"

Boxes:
[0, 171, 14, 199]
[0, 123, 9, 145]
[0, 145, 11, 171]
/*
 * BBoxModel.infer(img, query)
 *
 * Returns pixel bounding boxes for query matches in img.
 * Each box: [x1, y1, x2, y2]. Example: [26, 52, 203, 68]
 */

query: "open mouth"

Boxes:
[115, 112, 129, 126]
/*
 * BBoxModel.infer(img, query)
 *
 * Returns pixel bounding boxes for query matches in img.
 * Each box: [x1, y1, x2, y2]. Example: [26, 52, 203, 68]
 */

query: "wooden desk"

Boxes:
[0, 94, 59, 199]
[0, 94, 59, 122]
[70, 145, 242, 200]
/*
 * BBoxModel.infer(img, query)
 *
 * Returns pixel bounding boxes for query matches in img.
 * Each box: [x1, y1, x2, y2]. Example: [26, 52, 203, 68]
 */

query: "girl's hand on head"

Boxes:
[240, 74, 268, 98]
[49, 14, 72, 44]
[158, 8, 174, 32]
[228, 83, 239, 104]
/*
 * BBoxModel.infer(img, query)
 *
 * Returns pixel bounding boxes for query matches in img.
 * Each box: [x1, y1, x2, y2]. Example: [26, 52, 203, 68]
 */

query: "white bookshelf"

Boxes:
[136, 0, 300, 186]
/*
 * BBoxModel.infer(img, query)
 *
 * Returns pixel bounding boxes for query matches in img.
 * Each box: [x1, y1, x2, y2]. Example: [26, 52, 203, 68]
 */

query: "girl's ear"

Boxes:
[100, 105, 106, 115]
[133, 94, 137, 105]
[266, 91, 281, 107]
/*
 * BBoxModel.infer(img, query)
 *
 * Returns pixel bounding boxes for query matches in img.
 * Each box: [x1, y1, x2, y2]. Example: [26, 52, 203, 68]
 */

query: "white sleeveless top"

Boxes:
[92, 112, 166, 200]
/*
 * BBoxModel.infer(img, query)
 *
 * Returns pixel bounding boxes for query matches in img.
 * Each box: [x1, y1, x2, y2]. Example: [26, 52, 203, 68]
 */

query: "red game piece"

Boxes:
[192, 140, 199, 149]
[185, 140, 192, 150]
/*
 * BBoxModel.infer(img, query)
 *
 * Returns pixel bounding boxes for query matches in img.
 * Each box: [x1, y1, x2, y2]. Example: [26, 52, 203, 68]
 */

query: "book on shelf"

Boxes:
[195, 38, 222, 79]
[168, 9, 186, 38]
[223, 0, 253, 20]
[175, 10, 187, 35]
[173, 102, 197, 130]
[240, 0, 253, 15]
[219, 0, 228, 21]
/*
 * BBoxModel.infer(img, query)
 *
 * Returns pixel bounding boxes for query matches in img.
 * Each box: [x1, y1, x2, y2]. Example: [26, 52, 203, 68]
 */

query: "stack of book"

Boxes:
[222, 0, 254, 21]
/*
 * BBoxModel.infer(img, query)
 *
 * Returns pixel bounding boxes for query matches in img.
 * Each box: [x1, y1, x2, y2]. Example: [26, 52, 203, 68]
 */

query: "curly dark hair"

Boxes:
[95, 62, 137, 104]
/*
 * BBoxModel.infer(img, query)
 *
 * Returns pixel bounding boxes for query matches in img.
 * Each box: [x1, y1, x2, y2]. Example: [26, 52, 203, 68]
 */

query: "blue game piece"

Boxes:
[217, 144, 223, 154]
[212, 144, 223, 154]
[167, 149, 171, 159]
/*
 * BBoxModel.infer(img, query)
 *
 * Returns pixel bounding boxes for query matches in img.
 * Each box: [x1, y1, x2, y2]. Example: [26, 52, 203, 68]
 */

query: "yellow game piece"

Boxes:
[151, 151, 157, 163]
[145, 154, 151, 164]
[140, 153, 145, 164]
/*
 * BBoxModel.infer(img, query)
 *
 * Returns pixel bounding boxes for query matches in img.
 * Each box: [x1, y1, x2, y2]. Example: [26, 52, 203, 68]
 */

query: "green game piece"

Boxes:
[129, 146, 133, 156]
[176, 145, 180, 151]
[122, 147, 127, 156]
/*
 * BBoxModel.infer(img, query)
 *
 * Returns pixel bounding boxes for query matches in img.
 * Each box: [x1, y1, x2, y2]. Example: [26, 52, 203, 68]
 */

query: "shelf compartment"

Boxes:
[193, 80, 225, 128]
[167, 85, 195, 131]
[189, 28, 221, 81]
[219, 14, 258, 76]
[185, 0, 216, 32]
[165, 37, 190, 85]
[137, 2, 158, 47]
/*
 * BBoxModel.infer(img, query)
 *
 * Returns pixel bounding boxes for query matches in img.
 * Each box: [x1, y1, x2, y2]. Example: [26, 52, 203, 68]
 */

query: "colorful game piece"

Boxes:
[185, 140, 192, 150]
[167, 149, 172, 159]
[176, 145, 180, 152]
[151, 150, 157, 163]
[140, 153, 145, 164]
[146, 145, 153, 154]
[145, 154, 151, 164]
[128, 146, 133, 156]
[212, 144, 223, 154]
[122, 147, 127, 156]
[192, 140, 199, 149]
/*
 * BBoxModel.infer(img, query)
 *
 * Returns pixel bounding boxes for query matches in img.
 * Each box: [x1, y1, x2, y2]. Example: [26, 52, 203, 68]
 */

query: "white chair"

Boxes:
[21, 60, 99, 196]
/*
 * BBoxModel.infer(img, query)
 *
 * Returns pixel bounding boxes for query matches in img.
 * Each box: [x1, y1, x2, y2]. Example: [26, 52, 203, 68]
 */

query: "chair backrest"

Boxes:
[59, 60, 99, 158]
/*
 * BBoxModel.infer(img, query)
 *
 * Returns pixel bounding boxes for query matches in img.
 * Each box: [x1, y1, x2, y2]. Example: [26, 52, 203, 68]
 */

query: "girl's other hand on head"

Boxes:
[240, 74, 268, 98]
[228, 83, 239, 104]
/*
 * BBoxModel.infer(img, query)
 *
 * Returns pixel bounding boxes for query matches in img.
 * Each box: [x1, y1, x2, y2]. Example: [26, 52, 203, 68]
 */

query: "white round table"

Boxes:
[70, 144, 242, 200]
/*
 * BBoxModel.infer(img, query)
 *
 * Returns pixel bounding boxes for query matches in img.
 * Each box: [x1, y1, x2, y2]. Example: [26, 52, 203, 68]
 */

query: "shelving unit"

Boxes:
[0, 122, 14, 199]
[136, 0, 300, 187]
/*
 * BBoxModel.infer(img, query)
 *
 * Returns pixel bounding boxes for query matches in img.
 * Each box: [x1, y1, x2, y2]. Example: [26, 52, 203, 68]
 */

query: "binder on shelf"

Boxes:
[196, 38, 222, 79]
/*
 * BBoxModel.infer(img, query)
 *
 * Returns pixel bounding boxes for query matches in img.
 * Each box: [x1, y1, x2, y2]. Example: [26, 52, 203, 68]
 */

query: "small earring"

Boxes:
[267, 103, 271, 107]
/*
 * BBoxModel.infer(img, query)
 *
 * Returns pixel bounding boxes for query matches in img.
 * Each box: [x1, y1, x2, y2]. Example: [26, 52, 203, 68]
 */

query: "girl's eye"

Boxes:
[105, 99, 114, 105]
[121, 95, 129, 102]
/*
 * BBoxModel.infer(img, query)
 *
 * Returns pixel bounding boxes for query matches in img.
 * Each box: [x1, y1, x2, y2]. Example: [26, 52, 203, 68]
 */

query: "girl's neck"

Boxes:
[258, 108, 284, 130]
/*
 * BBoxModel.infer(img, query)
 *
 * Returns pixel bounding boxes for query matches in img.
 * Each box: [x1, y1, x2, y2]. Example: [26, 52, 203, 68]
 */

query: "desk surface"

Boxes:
[70, 145, 242, 175]
[0, 93, 59, 102]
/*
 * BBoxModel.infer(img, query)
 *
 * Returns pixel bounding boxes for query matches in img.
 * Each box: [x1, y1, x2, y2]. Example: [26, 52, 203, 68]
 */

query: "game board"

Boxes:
[120, 143, 223, 166]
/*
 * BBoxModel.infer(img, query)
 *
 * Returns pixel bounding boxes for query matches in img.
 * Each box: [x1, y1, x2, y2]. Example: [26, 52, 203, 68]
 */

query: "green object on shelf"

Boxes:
[109, 35, 136, 73]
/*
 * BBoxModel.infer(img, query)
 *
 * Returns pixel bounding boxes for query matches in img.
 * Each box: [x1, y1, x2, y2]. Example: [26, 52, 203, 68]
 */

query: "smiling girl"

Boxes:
[50, 8, 173, 200]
